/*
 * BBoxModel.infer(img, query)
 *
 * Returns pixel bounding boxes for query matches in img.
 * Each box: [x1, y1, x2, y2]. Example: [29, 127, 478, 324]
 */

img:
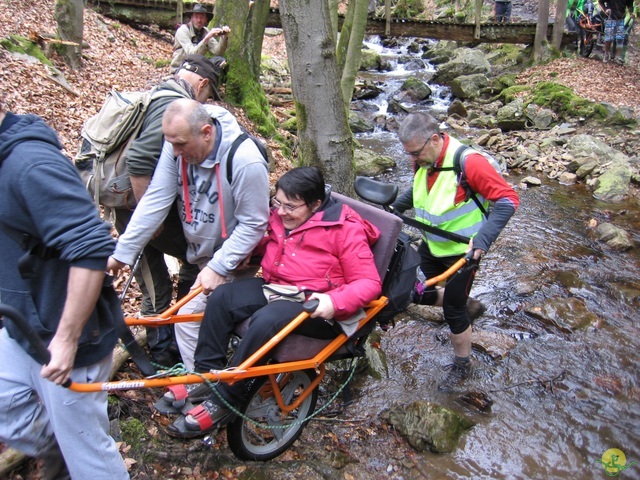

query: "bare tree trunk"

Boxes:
[534, 0, 551, 62]
[339, 0, 369, 106]
[54, 0, 83, 68]
[279, 0, 355, 195]
[552, 0, 569, 50]
[247, 0, 270, 78]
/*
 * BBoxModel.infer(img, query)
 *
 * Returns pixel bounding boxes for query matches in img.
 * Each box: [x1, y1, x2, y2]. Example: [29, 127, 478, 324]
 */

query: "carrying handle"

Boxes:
[0, 303, 71, 388]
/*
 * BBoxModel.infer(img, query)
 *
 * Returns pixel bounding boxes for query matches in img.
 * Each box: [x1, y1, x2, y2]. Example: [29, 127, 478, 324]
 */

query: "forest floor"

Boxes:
[1, 0, 639, 479]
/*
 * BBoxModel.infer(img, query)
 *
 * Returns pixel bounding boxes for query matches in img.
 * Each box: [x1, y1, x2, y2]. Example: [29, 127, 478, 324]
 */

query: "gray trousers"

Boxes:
[0, 329, 129, 479]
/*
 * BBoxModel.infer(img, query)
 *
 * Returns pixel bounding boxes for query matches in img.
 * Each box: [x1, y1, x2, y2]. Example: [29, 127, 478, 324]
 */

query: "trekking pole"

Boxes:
[119, 251, 143, 302]
[0, 303, 71, 388]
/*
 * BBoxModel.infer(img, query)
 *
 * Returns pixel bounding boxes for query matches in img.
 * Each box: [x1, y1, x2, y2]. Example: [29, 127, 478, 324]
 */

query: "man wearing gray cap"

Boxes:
[171, 3, 230, 72]
[96, 54, 225, 366]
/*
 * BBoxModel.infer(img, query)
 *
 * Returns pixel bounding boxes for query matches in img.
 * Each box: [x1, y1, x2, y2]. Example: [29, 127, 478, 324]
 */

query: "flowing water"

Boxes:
[347, 37, 640, 479]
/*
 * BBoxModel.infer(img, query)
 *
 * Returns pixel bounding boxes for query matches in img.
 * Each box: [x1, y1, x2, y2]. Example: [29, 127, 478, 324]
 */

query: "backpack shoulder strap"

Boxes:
[226, 132, 249, 184]
[454, 145, 489, 218]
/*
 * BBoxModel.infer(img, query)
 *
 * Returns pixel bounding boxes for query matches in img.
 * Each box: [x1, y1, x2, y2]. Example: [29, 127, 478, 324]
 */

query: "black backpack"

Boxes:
[376, 232, 421, 331]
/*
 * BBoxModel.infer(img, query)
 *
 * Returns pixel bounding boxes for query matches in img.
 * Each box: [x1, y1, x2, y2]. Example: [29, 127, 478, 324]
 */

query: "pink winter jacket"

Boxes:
[256, 199, 382, 321]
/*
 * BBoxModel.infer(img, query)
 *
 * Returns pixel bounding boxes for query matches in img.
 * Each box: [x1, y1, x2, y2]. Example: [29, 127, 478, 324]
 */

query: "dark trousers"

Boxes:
[115, 202, 199, 355]
[194, 278, 338, 405]
[495, 1, 512, 22]
[417, 241, 477, 335]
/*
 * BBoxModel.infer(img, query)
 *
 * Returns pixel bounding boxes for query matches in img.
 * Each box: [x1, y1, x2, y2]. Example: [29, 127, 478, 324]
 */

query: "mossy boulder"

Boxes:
[527, 82, 608, 121]
[359, 47, 383, 71]
[354, 147, 396, 176]
[593, 162, 632, 203]
[450, 73, 488, 99]
[383, 401, 474, 453]
[432, 47, 491, 86]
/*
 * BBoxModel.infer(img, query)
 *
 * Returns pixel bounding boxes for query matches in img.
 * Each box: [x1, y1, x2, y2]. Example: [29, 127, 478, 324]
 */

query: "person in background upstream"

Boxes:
[598, 0, 635, 63]
[170, 3, 230, 73]
[495, 0, 513, 22]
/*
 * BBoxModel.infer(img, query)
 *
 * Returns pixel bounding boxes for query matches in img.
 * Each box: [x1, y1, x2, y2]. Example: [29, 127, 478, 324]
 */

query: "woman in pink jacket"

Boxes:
[167, 166, 382, 437]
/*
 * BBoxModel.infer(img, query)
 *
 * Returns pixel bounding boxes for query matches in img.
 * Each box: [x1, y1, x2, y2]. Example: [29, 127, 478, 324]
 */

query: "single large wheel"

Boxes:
[578, 29, 595, 57]
[227, 369, 318, 461]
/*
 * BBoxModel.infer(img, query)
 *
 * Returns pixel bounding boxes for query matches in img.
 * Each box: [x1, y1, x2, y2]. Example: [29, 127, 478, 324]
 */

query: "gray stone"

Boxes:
[355, 147, 396, 176]
[450, 73, 488, 100]
[525, 297, 601, 332]
[575, 161, 598, 178]
[593, 162, 632, 203]
[521, 176, 542, 186]
[432, 47, 491, 86]
[595, 223, 633, 251]
[472, 330, 517, 360]
[349, 111, 375, 134]
[496, 99, 526, 131]
[558, 172, 577, 185]
[448, 98, 468, 117]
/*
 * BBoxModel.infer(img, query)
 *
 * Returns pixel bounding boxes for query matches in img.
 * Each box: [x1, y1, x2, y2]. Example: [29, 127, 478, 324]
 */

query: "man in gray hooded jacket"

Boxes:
[84, 54, 224, 366]
[107, 99, 270, 370]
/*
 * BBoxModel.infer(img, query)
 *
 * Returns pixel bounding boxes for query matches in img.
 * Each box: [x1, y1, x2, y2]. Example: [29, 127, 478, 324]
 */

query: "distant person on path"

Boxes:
[391, 113, 519, 392]
[170, 3, 230, 73]
[495, 0, 513, 22]
[0, 100, 129, 479]
[598, 0, 635, 62]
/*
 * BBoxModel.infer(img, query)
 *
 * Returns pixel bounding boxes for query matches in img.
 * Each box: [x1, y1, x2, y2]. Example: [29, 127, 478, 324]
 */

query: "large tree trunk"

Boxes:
[214, 0, 276, 137]
[533, 0, 551, 62]
[279, 0, 355, 195]
[54, 0, 83, 68]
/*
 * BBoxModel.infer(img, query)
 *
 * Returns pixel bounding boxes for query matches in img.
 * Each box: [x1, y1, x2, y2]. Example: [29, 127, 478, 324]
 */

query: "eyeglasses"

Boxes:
[271, 196, 307, 213]
[404, 137, 430, 157]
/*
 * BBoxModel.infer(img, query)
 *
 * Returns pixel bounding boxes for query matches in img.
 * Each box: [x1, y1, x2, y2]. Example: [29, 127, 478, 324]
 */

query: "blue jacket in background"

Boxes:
[0, 113, 119, 367]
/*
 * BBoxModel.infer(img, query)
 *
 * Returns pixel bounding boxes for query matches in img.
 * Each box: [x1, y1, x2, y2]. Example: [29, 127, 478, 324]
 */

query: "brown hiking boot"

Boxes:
[466, 297, 486, 321]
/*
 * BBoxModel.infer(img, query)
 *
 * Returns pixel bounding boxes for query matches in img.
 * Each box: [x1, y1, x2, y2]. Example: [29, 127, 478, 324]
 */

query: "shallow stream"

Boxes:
[346, 36, 640, 479]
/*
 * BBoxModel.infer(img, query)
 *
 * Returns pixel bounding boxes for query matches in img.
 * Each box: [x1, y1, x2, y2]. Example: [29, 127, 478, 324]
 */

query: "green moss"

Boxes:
[608, 110, 638, 126]
[154, 59, 170, 68]
[1, 34, 53, 66]
[282, 116, 297, 132]
[499, 85, 529, 103]
[495, 74, 517, 88]
[528, 82, 607, 120]
[120, 418, 147, 450]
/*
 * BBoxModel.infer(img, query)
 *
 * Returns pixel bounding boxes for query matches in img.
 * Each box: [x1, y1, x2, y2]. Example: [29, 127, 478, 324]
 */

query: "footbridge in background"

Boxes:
[90, 0, 575, 46]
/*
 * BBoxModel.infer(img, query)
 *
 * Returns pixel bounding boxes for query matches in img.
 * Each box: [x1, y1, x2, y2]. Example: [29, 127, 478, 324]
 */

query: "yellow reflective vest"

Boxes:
[413, 136, 489, 257]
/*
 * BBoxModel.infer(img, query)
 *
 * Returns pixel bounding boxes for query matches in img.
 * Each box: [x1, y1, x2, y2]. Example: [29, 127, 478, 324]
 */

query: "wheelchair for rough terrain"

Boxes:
[0, 181, 469, 461]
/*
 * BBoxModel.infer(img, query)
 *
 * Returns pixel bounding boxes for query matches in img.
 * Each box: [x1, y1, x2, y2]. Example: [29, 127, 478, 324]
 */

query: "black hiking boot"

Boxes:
[437, 359, 472, 392]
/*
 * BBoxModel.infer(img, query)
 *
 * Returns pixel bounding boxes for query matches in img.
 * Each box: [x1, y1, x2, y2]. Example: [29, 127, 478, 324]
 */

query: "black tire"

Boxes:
[578, 29, 595, 57]
[227, 369, 318, 461]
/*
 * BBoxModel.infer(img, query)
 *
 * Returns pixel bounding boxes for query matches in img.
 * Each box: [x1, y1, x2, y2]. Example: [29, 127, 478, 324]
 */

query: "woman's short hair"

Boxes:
[275, 166, 325, 206]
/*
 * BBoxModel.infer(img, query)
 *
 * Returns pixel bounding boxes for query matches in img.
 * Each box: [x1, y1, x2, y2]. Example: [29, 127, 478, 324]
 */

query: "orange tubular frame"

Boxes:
[68, 254, 468, 394]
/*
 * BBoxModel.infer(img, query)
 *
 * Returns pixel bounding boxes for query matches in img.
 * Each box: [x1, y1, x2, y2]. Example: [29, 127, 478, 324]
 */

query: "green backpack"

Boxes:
[74, 86, 184, 209]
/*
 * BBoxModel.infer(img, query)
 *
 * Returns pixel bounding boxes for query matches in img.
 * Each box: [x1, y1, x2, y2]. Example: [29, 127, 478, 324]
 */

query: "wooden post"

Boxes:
[474, 0, 483, 39]
[385, 0, 390, 36]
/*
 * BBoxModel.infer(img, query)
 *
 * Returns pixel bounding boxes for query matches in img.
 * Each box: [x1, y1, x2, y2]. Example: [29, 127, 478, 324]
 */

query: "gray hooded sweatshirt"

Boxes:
[113, 105, 269, 276]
